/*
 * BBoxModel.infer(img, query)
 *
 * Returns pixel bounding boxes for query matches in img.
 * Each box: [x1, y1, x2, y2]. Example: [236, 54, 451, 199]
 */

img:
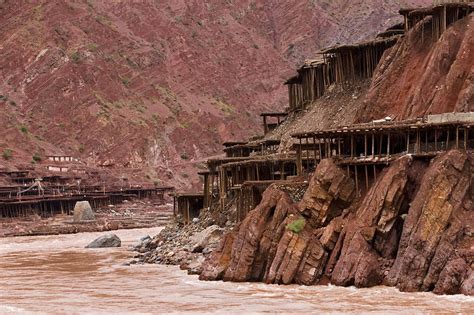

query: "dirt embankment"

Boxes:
[199, 150, 473, 295]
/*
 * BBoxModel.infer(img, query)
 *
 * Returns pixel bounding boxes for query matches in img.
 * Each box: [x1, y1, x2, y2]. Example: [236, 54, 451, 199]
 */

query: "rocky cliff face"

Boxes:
[357, 14, 474, 122]
[0, 0, 429, 188]
[200, 151, 473, 295]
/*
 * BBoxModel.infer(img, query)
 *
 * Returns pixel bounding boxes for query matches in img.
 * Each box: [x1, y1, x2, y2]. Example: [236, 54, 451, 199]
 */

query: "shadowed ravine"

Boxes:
[0, 228, 473, 313]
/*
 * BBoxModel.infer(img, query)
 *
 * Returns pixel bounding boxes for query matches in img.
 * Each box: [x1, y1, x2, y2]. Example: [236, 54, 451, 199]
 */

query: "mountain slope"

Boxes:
[0, 0, 430, 188]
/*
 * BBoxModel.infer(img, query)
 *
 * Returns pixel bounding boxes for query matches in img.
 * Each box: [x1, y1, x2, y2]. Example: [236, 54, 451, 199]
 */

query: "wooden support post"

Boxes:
[354, 165, 359, 195]
[371, 133, 375, 158]
[328, 138, 332, 158]
[313, 136, 317, 166]
[456, 127, 459, 149]
[387, 133, 391, 158]
[435, 129, 438, 151]
[318, 139, 322, 160]
[364, 134, 368, 157]
[425, 130, 428, 152]
[296, 145, 303, 176]
[447, 129, 450, 150]
[407, 131, 410, 153]
[306, 137, 310, 171]
[373, 165, 377, 182]
[263, 115, 268, 135]
[351, 135, 354, 159]
[338, 138, 341, 157]
[464, 128, 468, 150]
[416, 130, 420, 154]
[365, 165, 369, 191]
[379, 134, 383, 157]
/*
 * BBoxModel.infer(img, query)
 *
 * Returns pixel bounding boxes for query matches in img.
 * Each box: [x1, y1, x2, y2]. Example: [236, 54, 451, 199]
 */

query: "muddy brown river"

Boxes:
[1, 228, 473, 314]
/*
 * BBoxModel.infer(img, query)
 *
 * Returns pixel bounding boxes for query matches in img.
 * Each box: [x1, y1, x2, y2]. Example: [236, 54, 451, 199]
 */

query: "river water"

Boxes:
[1, 228, 473, 314]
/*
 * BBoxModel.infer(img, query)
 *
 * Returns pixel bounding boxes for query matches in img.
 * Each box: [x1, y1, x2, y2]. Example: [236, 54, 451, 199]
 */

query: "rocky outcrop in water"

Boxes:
[86, 233, 121, 248]
[200, 150, 473, 295]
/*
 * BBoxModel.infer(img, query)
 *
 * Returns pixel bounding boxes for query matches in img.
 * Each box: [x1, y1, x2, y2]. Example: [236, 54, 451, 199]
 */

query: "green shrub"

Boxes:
[78, 144, 85, 153]
[32, 153, 42, 162]
[71, 51, 80, 63]
[20, 126, 28, 134]
[180, 153, 189, 160]
[120, 76, 131, 86]
[2, 149, 12, 160]
[286, 218, 306, 234]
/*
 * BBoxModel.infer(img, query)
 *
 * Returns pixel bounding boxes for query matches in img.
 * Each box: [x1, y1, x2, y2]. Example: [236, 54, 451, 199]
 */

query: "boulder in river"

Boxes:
[86, 233, 121, 248]
[73, 201, 95, 222]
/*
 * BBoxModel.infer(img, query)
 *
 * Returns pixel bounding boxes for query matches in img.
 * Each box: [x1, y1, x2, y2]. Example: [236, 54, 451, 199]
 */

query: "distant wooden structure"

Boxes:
[261, 112, 288, 134]
[285, 36, 400, 112]
[173, 193, 204, 225]
[292, 113, 474, 194]
[400, 2, 473, 39]
[321, 36, 400, 85]
[46, 155, 79, 163]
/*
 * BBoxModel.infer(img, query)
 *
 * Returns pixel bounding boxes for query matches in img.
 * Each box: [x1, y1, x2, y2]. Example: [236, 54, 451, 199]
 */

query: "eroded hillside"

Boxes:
[0, 0, 429, 188]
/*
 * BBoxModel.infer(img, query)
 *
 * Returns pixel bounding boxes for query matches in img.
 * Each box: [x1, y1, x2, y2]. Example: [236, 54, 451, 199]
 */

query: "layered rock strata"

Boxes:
[200, 150, 473, 295]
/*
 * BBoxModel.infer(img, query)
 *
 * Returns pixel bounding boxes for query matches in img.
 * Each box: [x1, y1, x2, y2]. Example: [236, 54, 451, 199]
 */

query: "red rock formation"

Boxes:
[357, 14, 474, 122]
[200, 151, 473, 295]
[386, 150, 472, 293]
[201, 159, 355, 284]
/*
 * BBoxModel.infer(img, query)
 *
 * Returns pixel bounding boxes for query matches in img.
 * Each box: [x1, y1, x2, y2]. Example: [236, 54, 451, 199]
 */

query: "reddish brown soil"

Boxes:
[0, 0, 430, 189]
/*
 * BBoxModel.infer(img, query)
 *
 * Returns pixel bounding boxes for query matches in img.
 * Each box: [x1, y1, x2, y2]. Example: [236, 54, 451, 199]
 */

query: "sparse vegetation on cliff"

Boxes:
[287, 218, 306, 233]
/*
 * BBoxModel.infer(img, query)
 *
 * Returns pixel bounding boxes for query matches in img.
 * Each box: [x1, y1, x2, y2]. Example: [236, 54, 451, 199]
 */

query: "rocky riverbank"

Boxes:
[199, 150, 473, 295]
[132, 212, 235, 274]
[138, 150, 473, 296]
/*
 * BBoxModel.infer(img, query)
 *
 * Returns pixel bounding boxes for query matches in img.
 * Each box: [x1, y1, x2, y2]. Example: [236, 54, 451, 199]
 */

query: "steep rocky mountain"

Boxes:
[0, 0, 430, 188]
